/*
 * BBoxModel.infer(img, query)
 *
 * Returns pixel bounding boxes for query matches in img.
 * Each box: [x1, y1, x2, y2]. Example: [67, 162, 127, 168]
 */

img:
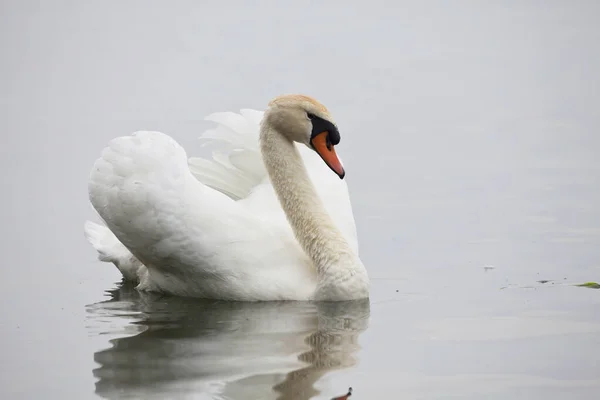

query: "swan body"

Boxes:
[85, 95, 369, 301]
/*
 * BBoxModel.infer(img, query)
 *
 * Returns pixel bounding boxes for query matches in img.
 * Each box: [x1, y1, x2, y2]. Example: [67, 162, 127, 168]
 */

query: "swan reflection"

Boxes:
[88, 283, 370, 399]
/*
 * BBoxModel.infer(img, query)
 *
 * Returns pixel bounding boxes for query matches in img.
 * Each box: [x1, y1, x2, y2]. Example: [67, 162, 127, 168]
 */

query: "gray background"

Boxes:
[1, 1, 599, 399]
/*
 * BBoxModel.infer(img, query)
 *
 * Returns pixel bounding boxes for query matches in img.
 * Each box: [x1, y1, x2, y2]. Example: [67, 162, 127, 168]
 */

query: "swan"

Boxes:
[84, 94, 369, 301]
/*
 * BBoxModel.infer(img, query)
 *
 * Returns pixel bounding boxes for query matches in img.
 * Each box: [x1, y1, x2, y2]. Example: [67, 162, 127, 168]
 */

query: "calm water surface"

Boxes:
[1, 1, 599, 399]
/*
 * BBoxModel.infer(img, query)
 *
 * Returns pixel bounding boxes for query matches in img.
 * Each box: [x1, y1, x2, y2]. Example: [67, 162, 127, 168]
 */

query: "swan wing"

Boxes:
[188, 109, 266, 201]
[88, 131, 314, 300]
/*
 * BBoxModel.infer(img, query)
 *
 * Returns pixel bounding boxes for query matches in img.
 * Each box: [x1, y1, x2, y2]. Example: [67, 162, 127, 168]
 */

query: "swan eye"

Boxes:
[307, 112, 316, 120]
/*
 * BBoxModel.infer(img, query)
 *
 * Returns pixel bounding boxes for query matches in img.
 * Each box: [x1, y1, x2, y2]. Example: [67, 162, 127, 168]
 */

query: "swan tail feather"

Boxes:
[189, 109, 267, 200]
[84, 220, 144, 283]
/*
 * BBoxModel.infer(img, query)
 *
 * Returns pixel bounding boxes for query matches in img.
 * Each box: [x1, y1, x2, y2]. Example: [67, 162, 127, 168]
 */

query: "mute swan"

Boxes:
[85, 94, 369, 301]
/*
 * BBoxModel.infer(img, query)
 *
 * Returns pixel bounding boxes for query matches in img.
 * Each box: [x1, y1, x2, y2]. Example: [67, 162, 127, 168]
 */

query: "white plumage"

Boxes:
[85, 95, 369, 301]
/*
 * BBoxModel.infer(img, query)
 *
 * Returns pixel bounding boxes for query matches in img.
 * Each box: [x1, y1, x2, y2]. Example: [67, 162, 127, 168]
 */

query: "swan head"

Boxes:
[264, 94, 345, 179]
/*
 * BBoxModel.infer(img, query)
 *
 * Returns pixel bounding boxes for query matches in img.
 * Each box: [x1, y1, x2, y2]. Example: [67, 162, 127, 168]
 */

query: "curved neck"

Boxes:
[259, 123, 356, 276]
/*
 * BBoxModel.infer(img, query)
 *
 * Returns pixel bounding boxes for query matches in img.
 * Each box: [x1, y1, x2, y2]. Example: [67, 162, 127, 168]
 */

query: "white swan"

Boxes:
[84, 94, 369, 301]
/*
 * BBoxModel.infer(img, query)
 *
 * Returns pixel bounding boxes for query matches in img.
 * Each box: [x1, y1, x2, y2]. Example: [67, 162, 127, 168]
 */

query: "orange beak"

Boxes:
[311, 131, 345, 179]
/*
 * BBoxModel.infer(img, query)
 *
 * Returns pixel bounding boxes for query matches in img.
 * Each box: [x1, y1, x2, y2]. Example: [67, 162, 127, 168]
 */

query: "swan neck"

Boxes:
[259, 123, 356, 275]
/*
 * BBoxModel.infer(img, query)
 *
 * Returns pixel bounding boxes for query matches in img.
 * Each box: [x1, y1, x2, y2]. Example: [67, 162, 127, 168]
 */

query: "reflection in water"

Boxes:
[87, 283, 370, 399]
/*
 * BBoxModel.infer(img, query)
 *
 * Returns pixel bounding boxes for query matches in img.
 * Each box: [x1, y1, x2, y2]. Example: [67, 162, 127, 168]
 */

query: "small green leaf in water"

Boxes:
[576, 282, 600, 289]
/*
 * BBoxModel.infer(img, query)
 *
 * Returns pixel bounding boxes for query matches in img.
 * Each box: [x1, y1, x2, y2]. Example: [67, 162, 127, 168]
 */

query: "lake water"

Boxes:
[1, 1, 599, 399]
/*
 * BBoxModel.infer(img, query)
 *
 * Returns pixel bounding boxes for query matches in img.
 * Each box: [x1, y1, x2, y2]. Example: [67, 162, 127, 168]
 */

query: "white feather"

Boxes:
[84, 220, 144, 282]
[85, 105, 365, 301]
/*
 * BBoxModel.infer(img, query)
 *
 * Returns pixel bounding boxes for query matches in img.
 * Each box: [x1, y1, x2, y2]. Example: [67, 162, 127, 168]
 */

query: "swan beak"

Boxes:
[311, 131, 345, 179]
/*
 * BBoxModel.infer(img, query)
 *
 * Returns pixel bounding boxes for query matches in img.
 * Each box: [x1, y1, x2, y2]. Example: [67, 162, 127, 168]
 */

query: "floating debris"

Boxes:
[502, 280, 600, 290]
[576, 282, 600, 289]
[331, 387, 352, 400]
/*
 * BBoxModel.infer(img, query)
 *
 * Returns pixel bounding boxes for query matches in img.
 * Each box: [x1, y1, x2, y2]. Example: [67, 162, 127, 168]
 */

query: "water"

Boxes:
[1, 1, 599, 399]
[89, 286, 369, 399]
